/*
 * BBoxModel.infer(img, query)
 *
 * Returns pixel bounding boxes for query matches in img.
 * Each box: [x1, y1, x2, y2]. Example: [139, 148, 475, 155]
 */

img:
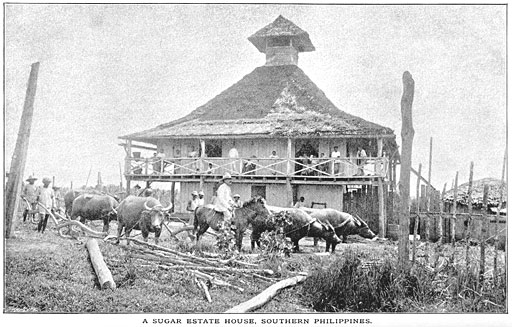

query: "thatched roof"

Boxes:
[121, 65, 396, 142]
[248, 15, 315, 53]
[443, 177, 507, 207]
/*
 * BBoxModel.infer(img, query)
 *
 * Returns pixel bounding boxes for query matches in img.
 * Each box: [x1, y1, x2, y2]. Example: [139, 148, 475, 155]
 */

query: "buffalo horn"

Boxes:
[353, 214, 362, 226]
[143, 200, 152, 211]
[162, 203, 173, 212]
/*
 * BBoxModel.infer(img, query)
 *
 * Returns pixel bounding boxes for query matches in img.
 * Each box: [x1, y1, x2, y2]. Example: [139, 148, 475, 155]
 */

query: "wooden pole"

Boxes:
[494, 147, 506, 283]
[398, 71, 415, 270]
[170, 181, 176, 213]
[479, 184, 489, 289]
[86, 238, 116, 290]
[413, 163, 422, 265]
[439, 182, 447, 243]
[377, 177, 386, 238]
[427, 137, 433, 211]
[451, 172, 459, 246]
[118, 162, 123, 192]
[5, 62, 40, 239]
[85, 165, 92, 188]
[465, 161, 474, 270]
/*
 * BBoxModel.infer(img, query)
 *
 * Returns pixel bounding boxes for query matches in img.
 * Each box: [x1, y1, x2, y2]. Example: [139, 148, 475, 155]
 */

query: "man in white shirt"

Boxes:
[331, 146, 341, 175]
[36, 177, 55, 233]
[228, 145, 239, 174]
[197, 190, 205, 206]
[22, 175, 38, 222]
[213, 173, 235, 228]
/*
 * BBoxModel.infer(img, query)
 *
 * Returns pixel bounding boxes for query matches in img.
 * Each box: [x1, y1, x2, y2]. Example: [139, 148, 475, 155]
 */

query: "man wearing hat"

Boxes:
[186, 191, 201, 228]
[233, 194, 242, 208]
[36, 177, 55, 233]
[197, 190, 205, 206]
[22, 176, 38, 222]
[213, 173, 235, 228]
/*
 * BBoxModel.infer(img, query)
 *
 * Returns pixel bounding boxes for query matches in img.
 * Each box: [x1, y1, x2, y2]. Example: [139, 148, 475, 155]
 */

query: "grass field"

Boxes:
[3, 214, 507, 313]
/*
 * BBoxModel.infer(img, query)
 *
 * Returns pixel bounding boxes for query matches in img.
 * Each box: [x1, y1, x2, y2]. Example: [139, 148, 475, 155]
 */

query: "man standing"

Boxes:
[36, 177, 55, 233]
[187, 191, 201, 227]
[22, 175, 38, 222]
[357, 147, 368, 176]
[233, 194, 242, 208]
[294, 196, 306, 208]
[331, 146, 341, 175]
[197, 190, 205, 206]
[213, 173, 235, 228]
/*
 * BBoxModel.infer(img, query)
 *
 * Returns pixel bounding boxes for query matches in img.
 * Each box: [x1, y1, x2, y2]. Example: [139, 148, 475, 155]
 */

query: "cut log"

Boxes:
[225, 274, 308, 313]
[192, 270, 244, 292]
[86, 238, 116, 290]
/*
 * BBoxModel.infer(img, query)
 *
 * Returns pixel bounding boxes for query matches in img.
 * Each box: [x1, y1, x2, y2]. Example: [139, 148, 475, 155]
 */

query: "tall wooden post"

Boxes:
[125, 140, 132, 194]
[493, 148, 506, 282]
[412, 163, 422, 264]
[199, 139, 205, 191]
[118, 162, 123, 192]
[465, 161, 474, 269]
[398, 71, 415, 270]
[439, 182, 447, 242]
[377, 177, 386, 238]
[427, 137, 433, 210]
[479, 185, 489, 288]
[451, 172, 459, 246]
[5, 62, 40, 239]
[286, 138, 293, 206]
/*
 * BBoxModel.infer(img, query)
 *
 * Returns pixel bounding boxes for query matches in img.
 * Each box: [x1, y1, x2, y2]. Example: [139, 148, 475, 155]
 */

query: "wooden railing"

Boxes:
[126, 156, 389, 179]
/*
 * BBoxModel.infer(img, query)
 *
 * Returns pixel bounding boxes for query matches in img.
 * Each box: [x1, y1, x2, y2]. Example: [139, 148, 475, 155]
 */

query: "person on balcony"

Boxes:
[269, 150, 279, 175]
[331, 146, 341, 175]
[213, 173, 235, 229]
[188, 146, 199, 172]
[228, 144, 240, 174]
[357, 147, 368, 176]
[233, 194, 242, 208]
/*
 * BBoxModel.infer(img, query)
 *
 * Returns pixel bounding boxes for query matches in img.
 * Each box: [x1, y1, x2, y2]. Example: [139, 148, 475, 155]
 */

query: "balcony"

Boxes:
[126, 156, 389, 184]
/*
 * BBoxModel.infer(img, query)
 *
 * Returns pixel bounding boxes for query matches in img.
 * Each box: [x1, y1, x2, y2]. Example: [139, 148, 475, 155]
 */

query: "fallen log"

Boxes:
[225, 274, 307, 313]
[56, 220, 108, 239]
[86, 238, 116, 290]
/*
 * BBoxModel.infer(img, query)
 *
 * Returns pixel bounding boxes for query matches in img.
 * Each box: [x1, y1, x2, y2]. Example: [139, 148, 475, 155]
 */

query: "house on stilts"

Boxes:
[119, 15, 399, 236]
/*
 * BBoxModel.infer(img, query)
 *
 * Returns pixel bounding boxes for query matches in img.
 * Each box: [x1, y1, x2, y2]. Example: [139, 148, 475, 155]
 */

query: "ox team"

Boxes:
[31, 171, 375, 251]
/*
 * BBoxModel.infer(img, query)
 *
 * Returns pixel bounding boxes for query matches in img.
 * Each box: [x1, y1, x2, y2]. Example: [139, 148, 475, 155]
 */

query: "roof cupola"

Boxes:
[248, 15, 315, 66]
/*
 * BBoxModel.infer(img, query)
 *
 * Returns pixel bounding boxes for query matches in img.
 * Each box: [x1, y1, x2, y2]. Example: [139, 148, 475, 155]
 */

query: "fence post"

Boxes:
[465, 161, 474, 270]
[440, 183, 447, 243]
[479, 185, 489, 290]
[412, 163, 422, 264]
[451, 172, 459, 246]
[494, 148, 506, 285]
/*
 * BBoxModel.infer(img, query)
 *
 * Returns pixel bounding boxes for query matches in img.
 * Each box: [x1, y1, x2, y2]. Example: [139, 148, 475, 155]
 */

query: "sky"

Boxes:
[4, 4, 507, 191]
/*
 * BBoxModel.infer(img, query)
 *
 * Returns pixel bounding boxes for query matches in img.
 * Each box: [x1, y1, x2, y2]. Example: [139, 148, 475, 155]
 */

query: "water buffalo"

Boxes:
[253, 205, 341, 253]
[64, 190, 82, 217]
[303, 208, 377, 252]
[116, 196, 172, 245]
[71, 194, 120, 233]
[193, 196, 270, 251]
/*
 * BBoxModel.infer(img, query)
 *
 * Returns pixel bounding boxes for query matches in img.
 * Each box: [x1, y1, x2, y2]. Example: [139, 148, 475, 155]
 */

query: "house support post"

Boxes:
[125, 140, 132, 194]
[286, 178, 293, 207]
[377, 137, 383, 157]
[286, 138, 292, 177]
